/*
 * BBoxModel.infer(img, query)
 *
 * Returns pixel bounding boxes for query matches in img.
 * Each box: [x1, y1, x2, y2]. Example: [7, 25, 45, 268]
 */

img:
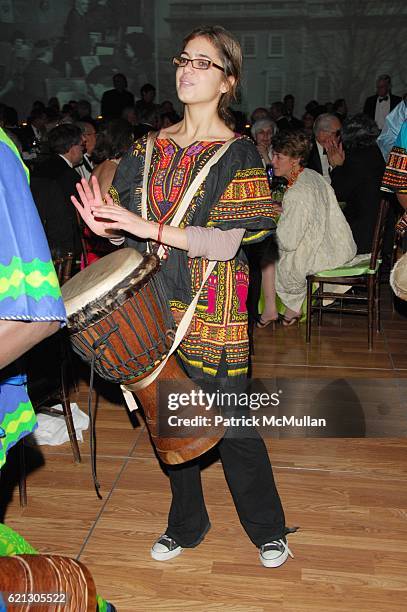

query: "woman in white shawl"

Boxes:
[262, 130, 356, 326]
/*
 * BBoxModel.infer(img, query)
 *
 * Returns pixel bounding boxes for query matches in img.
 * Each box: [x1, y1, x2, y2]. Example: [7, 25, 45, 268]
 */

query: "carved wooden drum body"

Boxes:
[61, 249, 221, 464]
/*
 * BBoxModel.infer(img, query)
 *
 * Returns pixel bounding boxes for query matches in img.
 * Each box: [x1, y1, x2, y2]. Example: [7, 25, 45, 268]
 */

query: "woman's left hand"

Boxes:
[90, 204, 156, 240]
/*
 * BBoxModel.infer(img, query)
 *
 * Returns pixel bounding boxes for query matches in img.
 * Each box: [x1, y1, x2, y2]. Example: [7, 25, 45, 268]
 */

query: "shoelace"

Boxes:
[262, 538, 294, 559]
[158, 535, 178, 550]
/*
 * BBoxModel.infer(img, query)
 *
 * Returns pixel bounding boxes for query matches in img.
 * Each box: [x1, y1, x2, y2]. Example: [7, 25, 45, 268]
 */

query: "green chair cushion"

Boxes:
[315, 257, 380, 278]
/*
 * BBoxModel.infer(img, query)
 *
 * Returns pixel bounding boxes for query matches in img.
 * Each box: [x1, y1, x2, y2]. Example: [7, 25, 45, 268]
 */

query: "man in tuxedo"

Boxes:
[75, 120, 97, 180]
[307, 113, 342, 184]
[33, 124, 84, 257]
[363, 75, 401, 130]
[18, 108, 48, 153]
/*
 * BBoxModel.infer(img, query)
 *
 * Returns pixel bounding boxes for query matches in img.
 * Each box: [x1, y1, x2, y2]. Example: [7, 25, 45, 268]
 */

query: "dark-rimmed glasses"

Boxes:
[172, 55, 224, 72]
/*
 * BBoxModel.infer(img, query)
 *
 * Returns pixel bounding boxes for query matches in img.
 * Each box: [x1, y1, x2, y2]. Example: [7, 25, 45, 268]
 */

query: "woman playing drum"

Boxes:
[72, 25, 294, 568]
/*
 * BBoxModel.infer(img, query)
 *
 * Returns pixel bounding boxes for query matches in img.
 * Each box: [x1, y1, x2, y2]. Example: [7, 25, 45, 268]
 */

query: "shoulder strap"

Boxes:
[140, 130, 159, 221]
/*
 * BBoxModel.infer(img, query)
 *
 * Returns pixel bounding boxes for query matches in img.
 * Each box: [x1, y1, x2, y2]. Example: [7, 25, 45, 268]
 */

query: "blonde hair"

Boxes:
[183, 25, 242, 125]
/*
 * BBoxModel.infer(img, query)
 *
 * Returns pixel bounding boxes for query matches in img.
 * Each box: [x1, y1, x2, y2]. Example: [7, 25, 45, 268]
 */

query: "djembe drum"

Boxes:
[0, 555, 97, 611]
[61, 248, 222, 464]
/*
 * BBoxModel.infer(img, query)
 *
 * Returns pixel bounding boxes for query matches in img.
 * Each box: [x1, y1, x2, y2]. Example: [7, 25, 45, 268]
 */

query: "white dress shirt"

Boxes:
[375, 96, 391, 130]
[316, 141, 331, 184]
[75, 153, 94, 180]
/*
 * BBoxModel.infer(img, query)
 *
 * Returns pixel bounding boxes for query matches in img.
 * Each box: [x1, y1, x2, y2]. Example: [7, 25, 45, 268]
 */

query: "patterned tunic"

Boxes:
[382, 120, 407, 195]
[110, 135, 278, 384]
[0, 136, 66, 468]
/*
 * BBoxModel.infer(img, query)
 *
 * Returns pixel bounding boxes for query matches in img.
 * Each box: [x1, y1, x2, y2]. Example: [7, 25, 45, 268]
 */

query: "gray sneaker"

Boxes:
[259, 538, 294, 568]
[151, 534, 183, 561]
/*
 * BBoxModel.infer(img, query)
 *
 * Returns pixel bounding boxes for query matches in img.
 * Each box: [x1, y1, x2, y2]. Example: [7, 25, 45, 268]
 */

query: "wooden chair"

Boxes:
[19, 253, 80, 507]
[53, 252, 74, 285]
[305, 199, 389, 350]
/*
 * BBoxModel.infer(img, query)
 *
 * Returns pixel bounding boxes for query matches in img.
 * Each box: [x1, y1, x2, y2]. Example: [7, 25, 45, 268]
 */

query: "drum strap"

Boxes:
[121, 132, 239, 411]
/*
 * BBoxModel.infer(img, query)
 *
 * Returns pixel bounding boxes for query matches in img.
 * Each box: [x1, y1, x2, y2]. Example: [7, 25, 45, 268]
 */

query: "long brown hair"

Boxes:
[183, 25, 242, 125]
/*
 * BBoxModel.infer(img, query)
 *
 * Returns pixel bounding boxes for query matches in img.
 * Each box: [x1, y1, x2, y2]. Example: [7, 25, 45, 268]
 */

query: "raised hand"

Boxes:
[71, 176, 120, 237]
[326, 140, 345, 168]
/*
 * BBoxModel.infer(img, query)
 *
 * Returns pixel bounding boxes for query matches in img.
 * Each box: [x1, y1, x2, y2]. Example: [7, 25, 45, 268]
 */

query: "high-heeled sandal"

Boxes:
[256, 316, 279, 329]
[280, 314, 301, 327]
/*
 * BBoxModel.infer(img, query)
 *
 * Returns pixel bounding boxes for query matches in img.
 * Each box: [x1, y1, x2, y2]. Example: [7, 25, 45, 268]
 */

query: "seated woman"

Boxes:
[82, 118, 134, 265]
[329, 114, 385, 254]
[266, 130, 356, 325]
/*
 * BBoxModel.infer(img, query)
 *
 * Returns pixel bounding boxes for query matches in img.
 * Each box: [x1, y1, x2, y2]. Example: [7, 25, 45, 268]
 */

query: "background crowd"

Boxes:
[1, 69, 406, 324]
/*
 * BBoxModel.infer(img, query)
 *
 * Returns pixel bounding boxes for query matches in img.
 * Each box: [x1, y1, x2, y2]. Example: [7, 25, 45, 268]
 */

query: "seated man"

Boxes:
[33, 124, 84, 258]
[307, 113, 342, 184]
[329, 114, 386, 254]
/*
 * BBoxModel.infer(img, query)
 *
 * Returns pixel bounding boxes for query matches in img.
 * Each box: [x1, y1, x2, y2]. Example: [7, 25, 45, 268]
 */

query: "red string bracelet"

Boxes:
[157, 222, 164, 243]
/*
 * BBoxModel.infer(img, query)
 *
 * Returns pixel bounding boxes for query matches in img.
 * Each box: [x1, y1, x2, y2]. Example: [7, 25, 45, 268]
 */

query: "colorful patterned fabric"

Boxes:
[0, 141, 66, 469]
[111, 135, 278, 382]
[0, 523, 38, 556]
[382, 121, 407, 195]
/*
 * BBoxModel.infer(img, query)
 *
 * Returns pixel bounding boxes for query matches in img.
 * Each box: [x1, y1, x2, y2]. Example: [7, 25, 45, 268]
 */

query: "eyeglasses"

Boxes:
[172, 55, 224, 72]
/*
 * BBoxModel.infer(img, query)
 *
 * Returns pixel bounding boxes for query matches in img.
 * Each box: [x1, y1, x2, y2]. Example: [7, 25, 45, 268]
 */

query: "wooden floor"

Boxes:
[3, 291, 407, 611]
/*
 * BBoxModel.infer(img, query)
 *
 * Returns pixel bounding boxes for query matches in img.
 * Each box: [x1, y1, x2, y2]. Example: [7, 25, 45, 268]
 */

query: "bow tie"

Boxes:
[379, 96, 389, 103]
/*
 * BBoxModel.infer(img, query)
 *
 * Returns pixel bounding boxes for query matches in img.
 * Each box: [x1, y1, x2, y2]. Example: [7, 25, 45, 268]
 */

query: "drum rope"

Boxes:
[88, 353, 102, 499]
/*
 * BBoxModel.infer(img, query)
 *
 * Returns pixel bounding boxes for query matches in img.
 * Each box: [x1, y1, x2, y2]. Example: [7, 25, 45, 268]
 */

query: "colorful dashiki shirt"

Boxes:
[382, 120, 407, 195]
[0, 138, 66, 468]
[110, 135, 278, 384]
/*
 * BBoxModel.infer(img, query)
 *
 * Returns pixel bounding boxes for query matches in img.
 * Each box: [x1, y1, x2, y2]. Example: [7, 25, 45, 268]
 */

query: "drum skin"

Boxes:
[0, 555, 97, 611]
[61, 249, 222, 465]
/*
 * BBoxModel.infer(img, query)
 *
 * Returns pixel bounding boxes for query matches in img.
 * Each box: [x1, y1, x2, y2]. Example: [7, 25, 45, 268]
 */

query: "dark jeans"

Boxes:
[164, 378, 286, 548]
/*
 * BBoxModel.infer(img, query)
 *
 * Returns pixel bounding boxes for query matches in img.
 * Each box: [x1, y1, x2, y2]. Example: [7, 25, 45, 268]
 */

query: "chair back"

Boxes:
[369, 199, 390, 271]
[53, 252, 74, 286]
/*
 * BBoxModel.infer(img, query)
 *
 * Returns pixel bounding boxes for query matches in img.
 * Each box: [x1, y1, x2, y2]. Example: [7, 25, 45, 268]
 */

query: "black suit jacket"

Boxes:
[30, 177, 77, 256]
[17, 125, 46, 152]
[330, 145, 385, 254]
[307, 141, 323, 175]
[275, 116, 290, 131]
[286, 116, 303, 130]
[363, 94, 402, 120]
[101, 88, 135, 119]
[33, 155, 83, 256]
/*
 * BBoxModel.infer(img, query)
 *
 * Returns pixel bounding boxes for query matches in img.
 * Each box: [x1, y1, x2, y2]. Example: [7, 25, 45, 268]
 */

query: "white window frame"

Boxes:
[266, 72, 285, 106]
[268, 34, 285, 58]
